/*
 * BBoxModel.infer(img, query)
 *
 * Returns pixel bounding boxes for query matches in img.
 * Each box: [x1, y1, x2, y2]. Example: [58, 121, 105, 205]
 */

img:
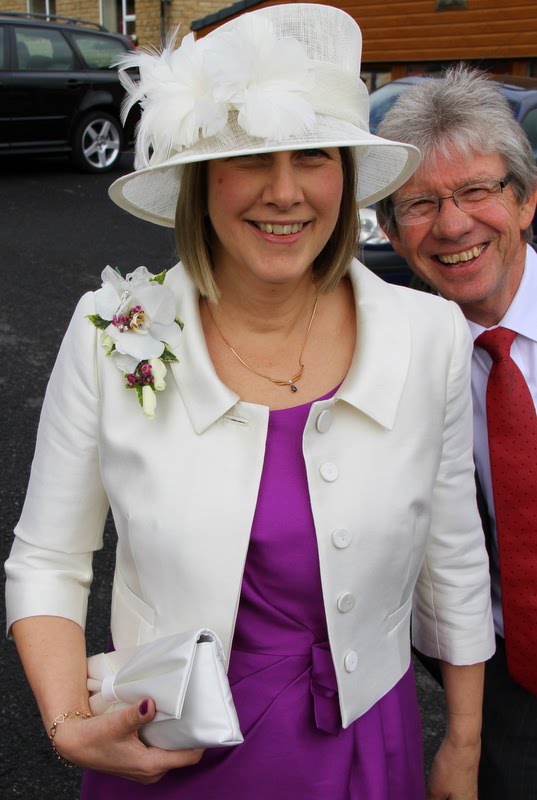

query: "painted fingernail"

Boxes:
[139, 699, 149, 715]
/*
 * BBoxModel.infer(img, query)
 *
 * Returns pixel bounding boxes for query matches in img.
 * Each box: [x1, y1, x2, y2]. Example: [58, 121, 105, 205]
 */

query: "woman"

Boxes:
[5, 4, 494, 799]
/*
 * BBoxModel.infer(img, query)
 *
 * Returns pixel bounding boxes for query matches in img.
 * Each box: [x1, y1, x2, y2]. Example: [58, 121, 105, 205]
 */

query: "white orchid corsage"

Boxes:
[87, 266, 183, 419]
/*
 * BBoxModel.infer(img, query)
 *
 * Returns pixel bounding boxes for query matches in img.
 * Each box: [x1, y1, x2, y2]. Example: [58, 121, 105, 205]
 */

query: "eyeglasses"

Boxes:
[393, 175, 512, 226]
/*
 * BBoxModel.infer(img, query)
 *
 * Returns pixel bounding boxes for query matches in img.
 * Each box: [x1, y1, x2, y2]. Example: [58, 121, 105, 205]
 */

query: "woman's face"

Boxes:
[207, 148, 344, 289]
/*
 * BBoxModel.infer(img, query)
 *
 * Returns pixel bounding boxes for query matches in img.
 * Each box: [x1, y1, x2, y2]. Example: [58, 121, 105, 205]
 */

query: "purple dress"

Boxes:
[81, 390, 426, 799]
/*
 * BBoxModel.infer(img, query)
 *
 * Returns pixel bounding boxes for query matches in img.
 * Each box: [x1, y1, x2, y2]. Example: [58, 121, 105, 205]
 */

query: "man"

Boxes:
[376, 65, 537, 799]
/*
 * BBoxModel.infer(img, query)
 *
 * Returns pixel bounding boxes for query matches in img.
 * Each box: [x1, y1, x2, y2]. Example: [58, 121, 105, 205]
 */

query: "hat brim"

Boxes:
[109, 116, 420, 227]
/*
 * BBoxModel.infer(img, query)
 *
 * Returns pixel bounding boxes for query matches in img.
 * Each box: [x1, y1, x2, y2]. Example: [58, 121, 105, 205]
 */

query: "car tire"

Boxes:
[71, 111, 123, 173]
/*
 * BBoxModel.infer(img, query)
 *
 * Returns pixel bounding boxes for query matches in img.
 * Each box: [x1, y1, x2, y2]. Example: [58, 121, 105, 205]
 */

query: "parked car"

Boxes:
[360, 74, 537, 284]
[0, 12, 137, 172]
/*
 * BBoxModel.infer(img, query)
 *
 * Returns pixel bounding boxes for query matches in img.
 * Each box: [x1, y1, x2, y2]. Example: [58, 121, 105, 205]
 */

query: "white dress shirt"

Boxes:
[467, 244, 537, 637]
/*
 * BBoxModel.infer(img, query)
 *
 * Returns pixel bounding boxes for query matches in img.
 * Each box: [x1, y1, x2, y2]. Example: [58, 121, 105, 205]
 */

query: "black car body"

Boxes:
[0, 12, 137, 172]
[360, 75, 537, 285]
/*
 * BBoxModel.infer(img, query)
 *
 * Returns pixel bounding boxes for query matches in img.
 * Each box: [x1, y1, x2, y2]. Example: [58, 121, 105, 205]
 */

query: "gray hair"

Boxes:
[376, 65, 537, 241]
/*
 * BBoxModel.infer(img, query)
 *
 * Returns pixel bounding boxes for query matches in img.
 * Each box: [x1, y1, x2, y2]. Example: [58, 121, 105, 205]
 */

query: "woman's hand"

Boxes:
[427, 735, 480, 800]
[53, 698, 204, 784]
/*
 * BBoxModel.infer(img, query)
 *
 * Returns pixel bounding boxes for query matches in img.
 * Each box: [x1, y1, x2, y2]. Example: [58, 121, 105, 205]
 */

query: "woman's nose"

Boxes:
[262, 156, 304, 208]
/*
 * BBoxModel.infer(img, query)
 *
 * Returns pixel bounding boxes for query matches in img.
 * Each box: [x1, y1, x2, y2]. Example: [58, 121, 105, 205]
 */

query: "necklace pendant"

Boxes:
[291, 384, 298, 393]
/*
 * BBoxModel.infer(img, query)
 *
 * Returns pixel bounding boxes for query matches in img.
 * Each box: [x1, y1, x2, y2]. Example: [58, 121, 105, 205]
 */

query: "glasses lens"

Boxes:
[454, 180, 502, 211]
[395, 197, 438, 226]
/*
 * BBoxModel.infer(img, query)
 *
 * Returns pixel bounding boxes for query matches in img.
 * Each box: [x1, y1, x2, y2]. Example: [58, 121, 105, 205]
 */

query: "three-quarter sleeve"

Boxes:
[412, 301, 495, 664]
[5, 292, 109, 633]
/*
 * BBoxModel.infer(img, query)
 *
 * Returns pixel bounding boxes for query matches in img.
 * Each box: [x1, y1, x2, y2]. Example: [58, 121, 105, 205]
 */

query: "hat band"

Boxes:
[309, 61, 370, 132]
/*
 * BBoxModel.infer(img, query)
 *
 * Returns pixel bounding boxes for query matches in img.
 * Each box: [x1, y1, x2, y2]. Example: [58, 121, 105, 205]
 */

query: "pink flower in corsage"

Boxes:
[87, 266, 183, 418]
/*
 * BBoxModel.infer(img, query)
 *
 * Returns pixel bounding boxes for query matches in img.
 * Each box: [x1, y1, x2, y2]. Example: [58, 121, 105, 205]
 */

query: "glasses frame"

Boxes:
[393, 175, 512, 227]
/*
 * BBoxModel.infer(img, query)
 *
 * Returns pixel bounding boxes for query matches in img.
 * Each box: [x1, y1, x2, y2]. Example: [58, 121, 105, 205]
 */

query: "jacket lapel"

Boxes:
[165, 266, 239, 433]
[338, 260, 411, 430]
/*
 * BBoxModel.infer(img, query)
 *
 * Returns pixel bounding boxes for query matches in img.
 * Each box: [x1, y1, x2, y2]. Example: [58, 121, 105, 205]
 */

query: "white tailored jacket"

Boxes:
[5, 259, 495, 727]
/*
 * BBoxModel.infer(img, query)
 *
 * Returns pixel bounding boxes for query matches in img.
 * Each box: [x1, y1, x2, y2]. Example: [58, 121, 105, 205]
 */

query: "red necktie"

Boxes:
[475, 326, 537, 695]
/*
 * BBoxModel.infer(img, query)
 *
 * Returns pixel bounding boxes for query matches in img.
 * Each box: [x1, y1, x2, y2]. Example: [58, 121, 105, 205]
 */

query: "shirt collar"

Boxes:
[468, 244, 537, 342]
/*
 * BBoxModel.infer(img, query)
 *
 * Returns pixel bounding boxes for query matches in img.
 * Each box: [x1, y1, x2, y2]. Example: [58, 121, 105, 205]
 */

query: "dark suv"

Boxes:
[0, 12, 136, 172]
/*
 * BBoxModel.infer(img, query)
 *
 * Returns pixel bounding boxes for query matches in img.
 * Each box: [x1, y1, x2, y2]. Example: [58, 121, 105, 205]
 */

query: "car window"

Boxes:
[14, 26, 75, 71]
[369, 83, 411, 134]
[520, 108, 537, 154]
[71, 31, 129, 69]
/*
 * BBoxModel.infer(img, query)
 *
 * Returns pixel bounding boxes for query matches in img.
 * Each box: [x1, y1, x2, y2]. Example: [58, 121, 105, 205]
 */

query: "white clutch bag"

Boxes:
[86, 628, 243, 750]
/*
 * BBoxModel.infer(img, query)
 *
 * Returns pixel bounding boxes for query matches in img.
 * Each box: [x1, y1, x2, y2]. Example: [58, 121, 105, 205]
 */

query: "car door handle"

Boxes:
[66, 79, 83, 87]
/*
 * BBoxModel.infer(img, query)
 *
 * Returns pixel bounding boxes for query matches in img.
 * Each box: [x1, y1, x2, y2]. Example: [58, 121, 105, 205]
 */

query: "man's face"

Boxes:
[387, 150, 537, 326]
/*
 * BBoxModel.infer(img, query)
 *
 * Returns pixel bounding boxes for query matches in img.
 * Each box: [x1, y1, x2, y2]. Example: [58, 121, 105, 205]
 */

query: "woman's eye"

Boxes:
[230, 154, 269, 166]
[301, 149, 329, 158]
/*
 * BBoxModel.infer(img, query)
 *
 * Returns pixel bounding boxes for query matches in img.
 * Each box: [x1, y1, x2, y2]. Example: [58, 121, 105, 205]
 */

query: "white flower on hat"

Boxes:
[116, 16, 317, 167]
[205, 15, 316, 140]
[119, 32, 229, 168]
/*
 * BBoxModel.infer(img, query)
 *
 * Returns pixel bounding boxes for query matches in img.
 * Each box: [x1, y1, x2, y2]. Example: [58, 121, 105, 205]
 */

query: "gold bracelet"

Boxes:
[49, 710, 92, 767]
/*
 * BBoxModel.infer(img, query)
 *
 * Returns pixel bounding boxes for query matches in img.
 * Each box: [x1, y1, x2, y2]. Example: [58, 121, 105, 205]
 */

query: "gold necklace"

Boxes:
[206, 296, 319, 392]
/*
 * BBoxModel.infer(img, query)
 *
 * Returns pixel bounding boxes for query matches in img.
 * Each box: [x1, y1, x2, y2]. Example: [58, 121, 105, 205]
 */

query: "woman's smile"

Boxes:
[252, 221, 305, 235]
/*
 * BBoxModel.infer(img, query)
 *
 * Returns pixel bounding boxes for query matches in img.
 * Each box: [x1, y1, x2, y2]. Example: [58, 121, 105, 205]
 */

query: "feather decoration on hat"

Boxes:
[205, 15, 316, 140]
[116, 17, 316, 169]
[117, 30, 229, 168]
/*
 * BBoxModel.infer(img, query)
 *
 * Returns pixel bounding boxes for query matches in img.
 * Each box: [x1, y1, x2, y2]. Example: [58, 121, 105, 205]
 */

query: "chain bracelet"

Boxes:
[49, 710, 92, 767]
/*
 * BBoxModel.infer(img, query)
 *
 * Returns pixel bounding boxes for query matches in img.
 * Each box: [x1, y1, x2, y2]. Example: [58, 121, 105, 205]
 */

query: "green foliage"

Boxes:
[150, 270, 167, 285]
[161, 347, 179, 363]
[86, 314, 109, 330]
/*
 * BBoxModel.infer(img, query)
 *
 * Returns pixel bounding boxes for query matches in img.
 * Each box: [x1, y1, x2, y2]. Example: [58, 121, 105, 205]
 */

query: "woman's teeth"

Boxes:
[438, 245, 485, 264]
[255, 222, 304, 235]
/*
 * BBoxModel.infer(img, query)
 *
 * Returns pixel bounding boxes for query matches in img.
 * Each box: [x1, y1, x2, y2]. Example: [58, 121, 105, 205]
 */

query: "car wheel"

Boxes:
[71, 111, 123, 173]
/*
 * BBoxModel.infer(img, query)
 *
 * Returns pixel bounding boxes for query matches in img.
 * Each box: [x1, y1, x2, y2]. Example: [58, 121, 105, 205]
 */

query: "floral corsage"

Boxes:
[87, 266, 183, 419]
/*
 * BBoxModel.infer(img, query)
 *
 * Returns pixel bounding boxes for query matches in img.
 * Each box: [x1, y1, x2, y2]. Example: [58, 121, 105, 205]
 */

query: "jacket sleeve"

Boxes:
[411, 301, 495, 664]
[5, 292, 109, 634]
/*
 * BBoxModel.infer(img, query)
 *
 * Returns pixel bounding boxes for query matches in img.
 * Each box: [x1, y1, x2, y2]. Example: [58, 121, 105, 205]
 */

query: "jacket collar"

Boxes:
[338, 260, 410, 430]
[167, 259, 410, 433]
[167, 267, 239, 433]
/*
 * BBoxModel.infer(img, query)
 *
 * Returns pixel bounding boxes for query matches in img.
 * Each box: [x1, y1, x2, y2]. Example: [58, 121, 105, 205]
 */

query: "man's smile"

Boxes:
[437, 244, 486, 265]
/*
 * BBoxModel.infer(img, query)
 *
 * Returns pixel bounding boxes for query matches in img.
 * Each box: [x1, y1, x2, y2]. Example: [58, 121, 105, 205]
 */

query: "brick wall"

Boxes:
[136, 0, 223, 46]
[0, 1, 27, 12]
[0, 0, 102, 26]
[0, 1, 224, 46]
[56, 0, 100, 23]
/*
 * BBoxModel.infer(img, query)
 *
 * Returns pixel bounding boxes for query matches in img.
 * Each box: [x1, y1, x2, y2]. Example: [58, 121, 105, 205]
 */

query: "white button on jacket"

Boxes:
[331, 529, 352, 549]
[344, 651, 358, 673]
[337, 593, 356, 613]
[316, 409, 333, 433]
[319, 462, 339, 482]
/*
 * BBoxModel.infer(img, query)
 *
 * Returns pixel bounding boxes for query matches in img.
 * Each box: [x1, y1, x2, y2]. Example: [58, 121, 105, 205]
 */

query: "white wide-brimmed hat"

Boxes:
[109, 3, 420, 227]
